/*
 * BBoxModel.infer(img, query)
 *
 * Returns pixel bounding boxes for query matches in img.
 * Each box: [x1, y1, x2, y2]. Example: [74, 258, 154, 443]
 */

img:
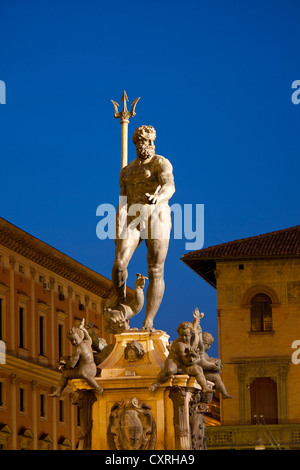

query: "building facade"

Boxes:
[0, 218, 122, 450]
[182, 225, 300, 449]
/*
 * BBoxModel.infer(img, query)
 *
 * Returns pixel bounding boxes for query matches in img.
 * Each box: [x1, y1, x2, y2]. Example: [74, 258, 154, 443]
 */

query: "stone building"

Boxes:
[0, 217, 122, 450]
[182, 225, 300, 449]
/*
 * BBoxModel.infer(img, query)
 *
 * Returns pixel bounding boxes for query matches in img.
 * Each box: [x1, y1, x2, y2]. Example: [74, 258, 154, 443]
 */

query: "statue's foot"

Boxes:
[141, 323, 155, 332]
[49, 390, 61, 398]
[95, 386, 104, 395]
[222, 393, 233, 399]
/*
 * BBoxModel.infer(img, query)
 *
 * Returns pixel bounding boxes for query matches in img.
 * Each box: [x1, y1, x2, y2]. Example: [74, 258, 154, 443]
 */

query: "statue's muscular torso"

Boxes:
[120, 154, 172, 206]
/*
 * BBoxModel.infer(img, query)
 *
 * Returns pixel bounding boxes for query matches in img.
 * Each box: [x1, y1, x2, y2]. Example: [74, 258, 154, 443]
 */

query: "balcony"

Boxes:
[206, 424, 300, 450]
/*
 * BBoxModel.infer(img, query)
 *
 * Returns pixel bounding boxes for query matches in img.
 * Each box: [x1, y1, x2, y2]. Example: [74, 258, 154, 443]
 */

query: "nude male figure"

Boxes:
[111, 125, 175, 330]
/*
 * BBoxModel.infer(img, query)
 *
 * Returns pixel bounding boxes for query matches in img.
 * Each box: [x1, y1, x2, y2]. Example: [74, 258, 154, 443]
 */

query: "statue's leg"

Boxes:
[142, 207, 172, 330]
[157, 359, 177, 383]
[80, 370, 103, 394]
[149, 359, 177, 391]
[143, 237, 170, 330]
[193, 366, 211, 393]
[205, 372, 233, 398]
[112, 233, 141, 303]
[49, 369, 76, 397]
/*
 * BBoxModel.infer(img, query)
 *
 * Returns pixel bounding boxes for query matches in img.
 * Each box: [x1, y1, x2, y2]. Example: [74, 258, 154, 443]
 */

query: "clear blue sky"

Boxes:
[1, 0, 299, 356]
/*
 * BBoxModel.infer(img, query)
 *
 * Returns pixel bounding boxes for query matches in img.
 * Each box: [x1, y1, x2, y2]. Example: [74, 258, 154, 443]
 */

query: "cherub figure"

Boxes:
[201, 332, 233, 399]
[188, 309, 232, 399]
[149, 309, 213, 392]
[190, 308, 221, 371]
[49, 319, 103, 397]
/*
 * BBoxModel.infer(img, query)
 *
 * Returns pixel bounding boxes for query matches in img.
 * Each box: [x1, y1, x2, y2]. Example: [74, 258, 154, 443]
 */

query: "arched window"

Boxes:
[250, 293, 272, 332]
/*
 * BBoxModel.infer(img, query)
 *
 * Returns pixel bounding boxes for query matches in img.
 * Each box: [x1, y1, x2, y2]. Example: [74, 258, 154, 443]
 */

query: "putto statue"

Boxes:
[149, 309, 231, 401]
[149, 309, 215, 392]
[49, 319, 103, 397]
[201, 331, 233, 399]
[105, 124, 175, 331]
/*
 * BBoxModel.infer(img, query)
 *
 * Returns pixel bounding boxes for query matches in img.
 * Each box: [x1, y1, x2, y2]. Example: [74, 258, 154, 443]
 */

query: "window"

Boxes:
[58, 285, 65, 301]
[19, 387, 26, 413]
[77, 406, 81, 427]
[58, 324, 63, 358]
[18, 429, 33, 450]
[40, 393, 46, 418]
[39, 316, 45, 356]
[250, 293, 272, 332]
[19, 307, 24, 348]
[17, 294, 29, 352]
[59, 399, 65, 423]
[37, 303, 49, 361]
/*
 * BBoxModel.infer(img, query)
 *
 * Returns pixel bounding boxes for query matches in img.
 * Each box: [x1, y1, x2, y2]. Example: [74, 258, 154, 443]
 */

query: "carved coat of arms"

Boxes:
[107, 398, 156, 450]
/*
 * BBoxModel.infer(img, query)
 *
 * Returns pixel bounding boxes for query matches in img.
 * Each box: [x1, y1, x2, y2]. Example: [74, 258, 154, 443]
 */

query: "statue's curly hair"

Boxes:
[176, 321, 194, 334]
[67, 327, 84, 341]
[132, 125, 156, 145]
[202, 332, 214, 345]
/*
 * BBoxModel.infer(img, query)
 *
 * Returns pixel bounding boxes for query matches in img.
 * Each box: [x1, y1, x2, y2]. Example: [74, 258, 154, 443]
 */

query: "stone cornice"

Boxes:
[4, 353, 61, 386]
[231, 356, 291, 364]
[0, 217, 133, 300]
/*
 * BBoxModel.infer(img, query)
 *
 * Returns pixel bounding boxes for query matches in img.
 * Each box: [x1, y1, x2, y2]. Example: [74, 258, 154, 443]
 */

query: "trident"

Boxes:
[111, 91, 140, 169]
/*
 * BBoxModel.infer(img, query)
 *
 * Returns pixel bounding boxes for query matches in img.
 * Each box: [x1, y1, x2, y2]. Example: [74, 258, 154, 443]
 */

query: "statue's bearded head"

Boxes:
[132, 125, 156, 160]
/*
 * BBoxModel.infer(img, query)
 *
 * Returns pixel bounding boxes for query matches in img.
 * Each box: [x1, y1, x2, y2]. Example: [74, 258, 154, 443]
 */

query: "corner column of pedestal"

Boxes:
[169, 386, 191, 450]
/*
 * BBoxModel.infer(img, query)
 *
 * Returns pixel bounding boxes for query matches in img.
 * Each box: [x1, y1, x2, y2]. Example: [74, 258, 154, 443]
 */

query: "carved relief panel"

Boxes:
[107, 398, 156, 450]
